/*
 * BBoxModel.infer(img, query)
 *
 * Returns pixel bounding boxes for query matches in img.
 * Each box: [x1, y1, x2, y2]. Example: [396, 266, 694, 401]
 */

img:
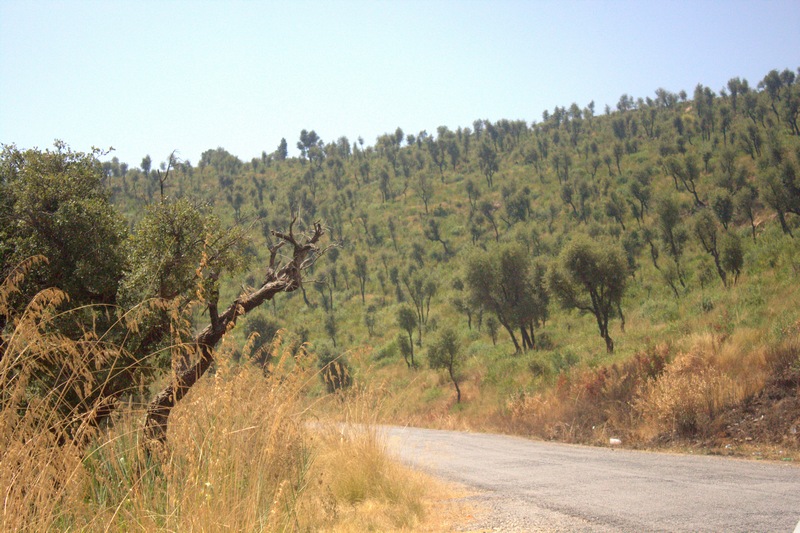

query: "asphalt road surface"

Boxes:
[381, 426, 800, 532]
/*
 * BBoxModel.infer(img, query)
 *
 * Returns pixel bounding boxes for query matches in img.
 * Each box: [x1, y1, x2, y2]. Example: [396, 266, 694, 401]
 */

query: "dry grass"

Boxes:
[504, 343, 672, 444]
[635, 331, 770, 441]
[301, 424, 444, 532]
[505, 323, 800, 448]
[0, 261, 457, 532]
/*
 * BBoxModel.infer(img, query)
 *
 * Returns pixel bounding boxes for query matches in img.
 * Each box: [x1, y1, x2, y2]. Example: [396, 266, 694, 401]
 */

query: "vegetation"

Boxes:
[0, 271, 447, 530]
[3, 66, 800, 527]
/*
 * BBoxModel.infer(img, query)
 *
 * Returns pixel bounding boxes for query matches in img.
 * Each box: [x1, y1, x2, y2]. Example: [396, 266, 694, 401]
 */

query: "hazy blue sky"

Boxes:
[1, 0, 798, 167]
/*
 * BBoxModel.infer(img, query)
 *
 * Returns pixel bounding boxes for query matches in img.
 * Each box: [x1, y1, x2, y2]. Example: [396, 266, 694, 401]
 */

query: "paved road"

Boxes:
[381, 426, 800, 532]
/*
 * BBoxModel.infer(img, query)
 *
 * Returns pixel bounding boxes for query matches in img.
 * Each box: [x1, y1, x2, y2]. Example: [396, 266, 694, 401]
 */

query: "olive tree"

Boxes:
[693, 210, 728, 287]
[427, 328, 464, 403]
[478, 140, 498, 188]
[548, 237, 628, 353]
[396, 305, 417, 368]
[464, 244, 548, 353]
[1, 144, 330, 451]
[0, 142, 126, 308]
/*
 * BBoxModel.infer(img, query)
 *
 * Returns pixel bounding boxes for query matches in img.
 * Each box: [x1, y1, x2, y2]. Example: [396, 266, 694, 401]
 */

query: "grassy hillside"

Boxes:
[4, 66, 800, 529]
[92, 67, 800, 454]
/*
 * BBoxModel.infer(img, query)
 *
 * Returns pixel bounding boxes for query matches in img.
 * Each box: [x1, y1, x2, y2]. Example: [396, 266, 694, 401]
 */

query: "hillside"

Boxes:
[13, 67, 800, 455]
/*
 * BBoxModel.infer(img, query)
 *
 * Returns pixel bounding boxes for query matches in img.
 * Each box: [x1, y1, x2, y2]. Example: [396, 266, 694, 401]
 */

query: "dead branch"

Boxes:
[143, 220, 325, 449]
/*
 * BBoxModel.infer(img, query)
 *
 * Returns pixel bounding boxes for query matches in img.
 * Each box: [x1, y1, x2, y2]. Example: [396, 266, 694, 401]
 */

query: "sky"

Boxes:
[1, 0, 799, 168]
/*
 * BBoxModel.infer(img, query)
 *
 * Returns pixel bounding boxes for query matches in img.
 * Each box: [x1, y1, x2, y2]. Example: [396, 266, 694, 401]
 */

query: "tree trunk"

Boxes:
[520, 327, 533, 351]
[604, 333, 614, 353]
[778, 211, 794, 237]
[449, 365, 461, 403]
[501, 321, 522, 354]
[408, 332, 415, 368]
[528, 323, 536, 349]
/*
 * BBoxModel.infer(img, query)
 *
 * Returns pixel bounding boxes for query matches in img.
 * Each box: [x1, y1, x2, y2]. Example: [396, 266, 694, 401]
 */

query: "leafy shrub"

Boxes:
[374, 339, 399, 361]
[528, 356, 552, 378]
[551, 349, 579, 373]
[536, 331, 555, 350]
[317, 344, 353, 393]
[432, 205, 448, 217]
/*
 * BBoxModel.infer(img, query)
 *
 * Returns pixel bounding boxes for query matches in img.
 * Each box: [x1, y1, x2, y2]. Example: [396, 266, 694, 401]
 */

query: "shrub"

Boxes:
[374, 338, 399, 361]
[317, 344, 353, 393]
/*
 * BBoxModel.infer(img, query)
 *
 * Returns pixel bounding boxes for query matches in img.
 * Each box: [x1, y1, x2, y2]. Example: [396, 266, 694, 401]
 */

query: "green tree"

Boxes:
[613, 143, 624, 175]
[416, 171, 434, 214]
[119, 198, 250, 335]
[1, 144, 327, 449]
[144, 220, 327, 445]
[0, 142, 126, 307]
[297, 129, 321, 161]
[364, 304, 377, 337]
[427, 328, 464, 403]
[464, 178, 480, 213]
[656, 197, 688, 288]
[424, 218, 450, 256]
[664, 153, 704, 207]
[727, 77, 748, 113]
[605, 191, 628, 230]
[759, 69, 784, 122]
[735, 185, 759, 241]
[0, 143, 127, 429]
[401, 267, 435, 344]
[760, 160, 800, 237]
[354, 254, 369, 304]
[629, 170, 652, 222]
[711, 191, 734, 230]
[275, 138, 288, 161]
[478, 141, 498, 188]
[503, 185, 531, 224]
[694, 210, 727, 287]
[397, 333, 413, 369]
[464, 244, 548, 353]
[324, 312, 338, 347]
[140, 154, 152, 175]
[720, 233, 744, 285]
[396, 305, 417, 367]
[479, 200, 500, 241]
[446, 134, 461, 171]
[548, 237, 628, 353]
[485, 316, 499, 346]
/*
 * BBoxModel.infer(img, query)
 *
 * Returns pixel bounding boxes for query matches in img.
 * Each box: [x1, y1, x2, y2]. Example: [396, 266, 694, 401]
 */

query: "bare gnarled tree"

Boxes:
[143, 218, 325, 447]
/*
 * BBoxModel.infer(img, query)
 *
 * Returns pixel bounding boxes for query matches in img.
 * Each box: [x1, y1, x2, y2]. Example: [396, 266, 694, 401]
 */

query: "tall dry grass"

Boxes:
[506, 324, 800, 445]
[634, 331, 771, 440]
[0, 260, 450, 532]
